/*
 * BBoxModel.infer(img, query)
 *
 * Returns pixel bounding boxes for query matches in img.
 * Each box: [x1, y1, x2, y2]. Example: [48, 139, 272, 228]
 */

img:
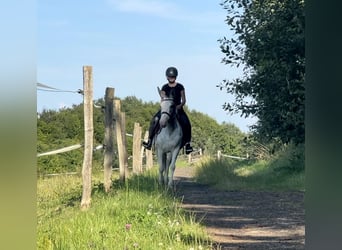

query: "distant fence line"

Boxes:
[217, 150, 248, 160]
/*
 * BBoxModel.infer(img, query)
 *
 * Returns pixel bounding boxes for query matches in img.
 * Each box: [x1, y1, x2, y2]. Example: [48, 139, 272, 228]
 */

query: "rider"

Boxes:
[142, 66, 194, 154]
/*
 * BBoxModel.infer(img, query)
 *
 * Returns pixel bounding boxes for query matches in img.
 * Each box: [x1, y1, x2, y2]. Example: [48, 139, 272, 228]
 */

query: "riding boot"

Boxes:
[185, 142, 193, 154]
[142, 116, 159, 150]
[142, 139, 153, 150]
[178, 111, 193, 154]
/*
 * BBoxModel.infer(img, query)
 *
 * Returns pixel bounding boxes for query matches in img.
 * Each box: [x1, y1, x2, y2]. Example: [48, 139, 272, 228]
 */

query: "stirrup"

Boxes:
[142, 140, 152, 150]
[185, 144, 193, 154]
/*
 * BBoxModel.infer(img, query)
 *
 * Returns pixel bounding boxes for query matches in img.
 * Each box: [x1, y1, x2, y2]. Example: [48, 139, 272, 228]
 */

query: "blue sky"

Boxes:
[37, 0, 257, 132]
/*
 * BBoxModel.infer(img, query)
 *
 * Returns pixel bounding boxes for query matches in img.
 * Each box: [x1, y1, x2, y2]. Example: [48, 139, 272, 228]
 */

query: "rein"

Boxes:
[161, 97, 173, 101]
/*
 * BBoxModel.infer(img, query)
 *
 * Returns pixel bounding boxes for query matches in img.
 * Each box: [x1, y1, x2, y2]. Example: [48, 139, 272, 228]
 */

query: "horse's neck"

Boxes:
[167, 115, 179, 130]
[156, 115, 182, 150]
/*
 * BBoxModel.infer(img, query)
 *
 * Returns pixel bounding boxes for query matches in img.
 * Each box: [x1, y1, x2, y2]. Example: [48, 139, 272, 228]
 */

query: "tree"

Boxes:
[218, 0, 305, 144]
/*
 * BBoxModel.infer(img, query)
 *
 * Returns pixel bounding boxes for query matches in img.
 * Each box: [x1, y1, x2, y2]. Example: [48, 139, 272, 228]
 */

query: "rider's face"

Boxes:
[167, 76, 176, 83]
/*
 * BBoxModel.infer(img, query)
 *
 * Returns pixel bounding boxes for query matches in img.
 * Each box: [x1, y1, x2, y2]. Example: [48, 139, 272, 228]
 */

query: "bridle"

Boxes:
[160, 98, 175, 119]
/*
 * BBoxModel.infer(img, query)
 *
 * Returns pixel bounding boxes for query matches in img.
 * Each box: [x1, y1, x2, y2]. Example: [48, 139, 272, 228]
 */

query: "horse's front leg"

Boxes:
[158, 152, 166, 186]
[164, 153, 171, 187]
[167, 148, 181, 190]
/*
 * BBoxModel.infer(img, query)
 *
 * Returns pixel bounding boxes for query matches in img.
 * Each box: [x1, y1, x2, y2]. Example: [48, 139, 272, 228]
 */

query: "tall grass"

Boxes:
[194, 143, 305, 191]
[37, 169, 213, 250]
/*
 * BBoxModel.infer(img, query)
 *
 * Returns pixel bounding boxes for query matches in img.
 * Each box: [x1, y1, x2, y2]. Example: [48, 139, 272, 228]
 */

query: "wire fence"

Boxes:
[37, 82, 84, 94]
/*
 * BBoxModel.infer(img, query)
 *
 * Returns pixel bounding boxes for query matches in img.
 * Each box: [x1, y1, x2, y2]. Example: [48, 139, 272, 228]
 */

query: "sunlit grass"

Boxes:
[37, 169, 213, 250]
[193, 144, 305, 192]
[176, 156, 191, 168]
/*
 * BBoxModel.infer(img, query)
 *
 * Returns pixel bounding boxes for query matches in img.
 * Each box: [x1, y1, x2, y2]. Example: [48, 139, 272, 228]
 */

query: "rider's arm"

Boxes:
[177, 90, 186, 109]
[160, 90, 167, 99]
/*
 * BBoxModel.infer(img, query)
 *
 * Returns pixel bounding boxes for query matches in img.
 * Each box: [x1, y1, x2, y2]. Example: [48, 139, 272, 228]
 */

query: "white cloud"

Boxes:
[106, 0, 224, 27]
[106, 0, 178, 18]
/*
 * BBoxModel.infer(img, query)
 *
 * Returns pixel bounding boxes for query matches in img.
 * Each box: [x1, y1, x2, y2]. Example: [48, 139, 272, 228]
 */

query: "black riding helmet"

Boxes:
[165, 67, 178, 78]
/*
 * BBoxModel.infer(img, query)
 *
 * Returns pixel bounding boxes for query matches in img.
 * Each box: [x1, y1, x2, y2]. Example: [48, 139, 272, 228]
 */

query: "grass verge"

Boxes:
[37, 168, 213, 250]
[194, 144, 305, 192]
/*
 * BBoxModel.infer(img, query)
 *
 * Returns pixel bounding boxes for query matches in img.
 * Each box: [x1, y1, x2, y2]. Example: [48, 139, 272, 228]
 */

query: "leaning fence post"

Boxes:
[81, 65, 94, 210]
[103, 87, 115, 192]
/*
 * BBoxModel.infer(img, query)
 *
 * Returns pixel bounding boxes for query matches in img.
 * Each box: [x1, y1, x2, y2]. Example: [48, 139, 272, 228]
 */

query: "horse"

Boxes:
[154, 88, 183, 190]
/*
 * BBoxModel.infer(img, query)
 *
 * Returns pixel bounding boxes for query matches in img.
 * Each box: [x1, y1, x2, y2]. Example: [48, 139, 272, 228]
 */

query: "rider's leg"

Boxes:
[178, 111, 193, 154]
[142, 111, 161, 150]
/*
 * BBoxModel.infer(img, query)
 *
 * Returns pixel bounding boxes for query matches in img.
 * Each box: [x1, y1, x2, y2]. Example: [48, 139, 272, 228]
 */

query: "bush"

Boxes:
[269, 142, 305, 173]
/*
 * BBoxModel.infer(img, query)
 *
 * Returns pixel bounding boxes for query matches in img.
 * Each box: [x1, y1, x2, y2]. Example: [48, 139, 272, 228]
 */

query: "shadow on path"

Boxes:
[174, 168, 305, 250]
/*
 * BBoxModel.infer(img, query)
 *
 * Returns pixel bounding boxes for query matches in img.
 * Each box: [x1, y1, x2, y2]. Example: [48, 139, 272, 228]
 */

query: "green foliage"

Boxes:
[37, 105, 105, 174]
[189, 110, 246, 156]
[218, 0, 305, 144]
[268, 142, 305, 173]
[194, 143, 304, 191]
[37, 97, 248, 174]
[37, 170, 213, 249]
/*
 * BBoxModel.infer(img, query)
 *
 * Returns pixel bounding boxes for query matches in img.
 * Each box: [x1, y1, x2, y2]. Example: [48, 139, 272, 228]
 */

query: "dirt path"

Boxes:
[173, 166, 305, 250]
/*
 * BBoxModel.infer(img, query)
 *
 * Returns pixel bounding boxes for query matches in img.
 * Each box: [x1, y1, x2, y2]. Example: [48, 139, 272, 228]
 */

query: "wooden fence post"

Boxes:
[132, 122, 142, 174]
[114, 99, 126, 181]
[103, 87, 114, 192]
[121, 112, 129, 177]
[217, 150, 221, 160]
[81, 66, 93, 210]
[144, 131, 153, 170]
[141, 131, 147, 169]
[188, 152, 192, 163]
[121, 112, 129, 175]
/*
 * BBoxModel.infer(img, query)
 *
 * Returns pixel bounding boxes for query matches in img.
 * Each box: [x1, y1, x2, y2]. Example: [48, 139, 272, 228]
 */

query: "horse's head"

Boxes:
[159, 97, 176, 128]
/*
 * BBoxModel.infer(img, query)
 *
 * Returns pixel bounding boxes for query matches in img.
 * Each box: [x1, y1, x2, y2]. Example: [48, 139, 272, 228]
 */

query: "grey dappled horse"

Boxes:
[155, 88, 183, 190]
